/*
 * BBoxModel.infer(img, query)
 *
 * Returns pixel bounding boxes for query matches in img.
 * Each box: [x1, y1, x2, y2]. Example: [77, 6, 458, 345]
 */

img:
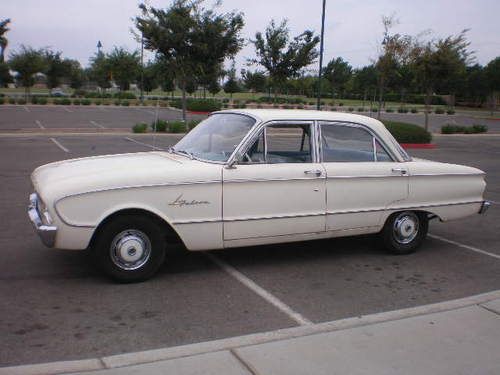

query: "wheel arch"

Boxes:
[88, 208, 184, 250]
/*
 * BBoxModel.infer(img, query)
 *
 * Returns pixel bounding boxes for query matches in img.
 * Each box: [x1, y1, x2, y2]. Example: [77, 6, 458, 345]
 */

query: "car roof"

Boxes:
[216, 108, 384, 131]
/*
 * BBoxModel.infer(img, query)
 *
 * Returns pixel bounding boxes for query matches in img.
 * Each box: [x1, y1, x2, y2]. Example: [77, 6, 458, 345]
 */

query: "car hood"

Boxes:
[31, 151, 221, 202]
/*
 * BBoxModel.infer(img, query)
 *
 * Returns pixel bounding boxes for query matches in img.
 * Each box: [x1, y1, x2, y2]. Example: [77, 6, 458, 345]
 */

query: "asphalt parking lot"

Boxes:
[0, 104, 497, 134]
[0, 109, 499, 367]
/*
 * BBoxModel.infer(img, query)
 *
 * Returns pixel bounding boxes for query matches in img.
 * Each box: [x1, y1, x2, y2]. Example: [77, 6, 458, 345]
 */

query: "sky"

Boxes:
[2, 0, 500, 74]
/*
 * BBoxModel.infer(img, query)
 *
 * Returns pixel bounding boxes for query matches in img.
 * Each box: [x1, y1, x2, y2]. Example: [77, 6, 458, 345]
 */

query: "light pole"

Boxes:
[316, 0, 326, 110]
[140, 33, 144, 104]
[97, 40, 102, 56]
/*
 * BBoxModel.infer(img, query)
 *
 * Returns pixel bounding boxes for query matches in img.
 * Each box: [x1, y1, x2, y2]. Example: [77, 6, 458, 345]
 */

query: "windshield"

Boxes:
[173, 113, 256, 162]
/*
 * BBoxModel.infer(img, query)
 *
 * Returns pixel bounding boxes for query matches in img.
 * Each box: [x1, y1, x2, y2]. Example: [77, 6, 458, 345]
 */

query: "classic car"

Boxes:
[29, 109, 490, 282]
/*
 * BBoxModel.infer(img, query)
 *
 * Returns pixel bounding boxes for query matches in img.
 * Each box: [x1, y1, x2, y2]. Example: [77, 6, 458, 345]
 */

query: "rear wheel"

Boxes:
[93, 215, 166, 282]
[381, 211, 428, 255]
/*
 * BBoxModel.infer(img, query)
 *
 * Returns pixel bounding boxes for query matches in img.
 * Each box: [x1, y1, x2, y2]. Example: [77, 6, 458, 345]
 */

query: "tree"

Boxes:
[68, 60, 84, 89]
[0, 61, 12, 87]
[352, 65, 378, 107]
[485, 57, 500, 113]
[242, 69, 267, 93]
[9, 46, 47, 98]
[412, 30, 472, 129]
[89, 52, 111, 90]
[45, 50, 74, 89]
[207, 79, 220, 96]
[107, 47, 140, 91]
[137, 62, 159, 94]
[374, 15, 415, 118]
[0, 18, 10, 63]
[223, 61, 240, 98]
[136, 0, 244, 120]
[323, 57, 352, 104]
[250, 19, 319, 96]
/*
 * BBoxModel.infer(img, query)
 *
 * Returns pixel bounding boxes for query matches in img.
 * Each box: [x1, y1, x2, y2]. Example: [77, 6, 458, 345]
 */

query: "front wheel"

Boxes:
[93, 215, 166, 282]
[380, 211, 428, 255]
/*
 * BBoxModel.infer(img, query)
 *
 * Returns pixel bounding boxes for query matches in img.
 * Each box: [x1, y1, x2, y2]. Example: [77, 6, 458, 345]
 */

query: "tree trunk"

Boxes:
[181, 79, 187, 122]
[362, 88, 367, 109]
[424, 88, 432, 131]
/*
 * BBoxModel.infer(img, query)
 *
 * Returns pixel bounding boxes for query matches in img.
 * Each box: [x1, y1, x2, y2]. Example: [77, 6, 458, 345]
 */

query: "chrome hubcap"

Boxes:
[110, 230, 151, 270]
[393, 212, 419, 245]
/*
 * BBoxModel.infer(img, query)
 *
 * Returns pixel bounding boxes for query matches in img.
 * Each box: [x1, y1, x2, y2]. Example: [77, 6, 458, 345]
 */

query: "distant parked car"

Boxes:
[28, 110, 490, 282]
[50, 88, 67, 97]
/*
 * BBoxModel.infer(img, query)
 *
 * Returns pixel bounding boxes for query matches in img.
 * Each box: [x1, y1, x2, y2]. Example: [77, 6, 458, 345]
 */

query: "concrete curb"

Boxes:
[1, 289, 499, 375]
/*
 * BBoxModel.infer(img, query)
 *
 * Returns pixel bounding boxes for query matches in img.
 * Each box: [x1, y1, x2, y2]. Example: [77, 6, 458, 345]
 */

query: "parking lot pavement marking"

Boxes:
[23, 106, 30, 112]
[90, 120, 105, 129]
[205, 253, 313, 326]
[63, 106, 73, 113]
[429, 234, 500, 260]
[50, 137, 70, 153]
[124, 137, 164, 151]
[35, 120, 45, 129]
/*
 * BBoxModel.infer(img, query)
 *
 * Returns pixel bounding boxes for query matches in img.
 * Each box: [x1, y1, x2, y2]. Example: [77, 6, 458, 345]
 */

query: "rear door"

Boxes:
[319, 121, 409, 231]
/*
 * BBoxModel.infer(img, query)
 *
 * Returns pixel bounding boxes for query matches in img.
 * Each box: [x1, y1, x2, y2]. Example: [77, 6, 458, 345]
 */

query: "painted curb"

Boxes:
[401, 143, 436, 149]
[1, 290, 499, 375]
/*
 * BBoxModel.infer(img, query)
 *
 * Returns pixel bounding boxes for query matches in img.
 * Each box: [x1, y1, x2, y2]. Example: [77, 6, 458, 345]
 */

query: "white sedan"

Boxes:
[28, 110, 490, 282]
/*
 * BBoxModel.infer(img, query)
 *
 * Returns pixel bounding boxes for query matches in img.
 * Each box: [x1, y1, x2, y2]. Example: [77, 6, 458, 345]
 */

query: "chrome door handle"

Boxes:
[304, 169, 322, 177]
[391, 168, 408, 175]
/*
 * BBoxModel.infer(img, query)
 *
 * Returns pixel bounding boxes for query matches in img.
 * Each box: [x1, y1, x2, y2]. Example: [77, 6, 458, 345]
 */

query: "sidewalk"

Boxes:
[3, 292, 500, 375]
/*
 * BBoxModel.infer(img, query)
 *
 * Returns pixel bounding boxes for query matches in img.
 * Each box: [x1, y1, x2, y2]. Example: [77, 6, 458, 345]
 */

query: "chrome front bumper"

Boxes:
[28, 193, 57, 247]
[478, 200, 491, 215]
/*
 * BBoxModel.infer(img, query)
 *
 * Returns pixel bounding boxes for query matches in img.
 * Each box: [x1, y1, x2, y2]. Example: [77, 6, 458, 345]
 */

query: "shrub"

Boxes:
[357, 107, 364, 112]
[171, 98, 221, 112]
[102, 101, 110, 105]
[37, 97, 47, 105]
[223, 103, 228, 108]
[151, 119, 167, 132]
[114, 92, 136, 99]
[81, 99, 91, 105]
[94, 100, 102, 105]
[188, 120, 201, 130]
[0, 97, 4, 104]
[132, 123, 148, 133]
[383, 121, 432, 144]
[256, 104, 263, 108]
[446, 109, 455, 115]
[17, 98, 27, 105]
[410, 108, 418, 113]
[385, 108, 394, 113]
[73, 89, 87, 97]
[169, 121, 186, 133]
[472, 124, 488, 133]
[283, 104, 292, 109]
[338, 102, 344, 106]
[371, 107, 378, 112]
[330, 107, 337, 111]
[397, 107, 408, 113]
[72, 99, 81, 105]
[114, 100, 121, 106]
[434, 108, 445, 114]
[348, 107, 354, 112]
[441, 124, 465, 134]
[9, 97, 16, 104]
[121, 101, 130, 106]
[222, 98, 230, 103]
[297, 105, 304, 109]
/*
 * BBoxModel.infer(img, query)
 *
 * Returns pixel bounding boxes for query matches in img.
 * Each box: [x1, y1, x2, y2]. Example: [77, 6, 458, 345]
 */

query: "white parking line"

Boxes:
[205, 253, 313, 326]
[23, 106, 30, 112]
[124, 137, 163, 151]
[50, 138, 70, 153]
[63, 106, 73, 113]
[35, 120, 45, 129]
[429, 234, 500, 260]
[90, 120, 105, 129]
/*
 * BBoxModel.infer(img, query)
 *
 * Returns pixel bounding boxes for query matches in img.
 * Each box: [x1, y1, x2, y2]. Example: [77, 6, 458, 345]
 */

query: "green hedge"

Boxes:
[383, 121, 432, 144]
[171, 99, 222, 112]
[132, 123, 148, 133]
[441, 124, 488, 134]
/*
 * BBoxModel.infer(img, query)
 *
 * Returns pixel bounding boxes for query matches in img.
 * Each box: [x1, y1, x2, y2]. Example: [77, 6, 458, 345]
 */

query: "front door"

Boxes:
[223, 122, 326, 241]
